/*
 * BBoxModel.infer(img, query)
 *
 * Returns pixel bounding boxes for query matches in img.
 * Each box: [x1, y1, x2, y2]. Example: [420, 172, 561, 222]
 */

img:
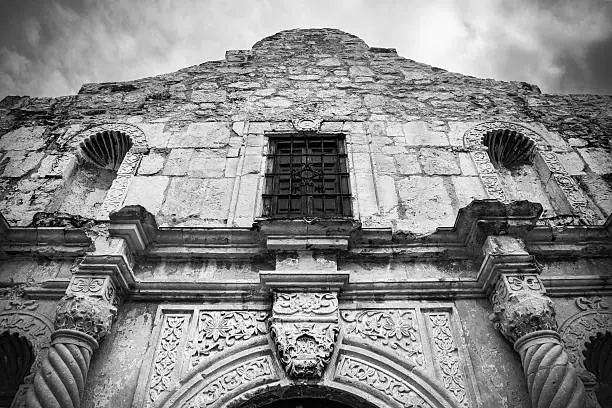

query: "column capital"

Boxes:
[54, 294, 116, 343]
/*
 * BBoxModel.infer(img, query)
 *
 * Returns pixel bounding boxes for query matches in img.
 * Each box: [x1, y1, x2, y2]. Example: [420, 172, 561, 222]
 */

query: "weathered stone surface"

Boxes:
[418, 148, 460, 175]
[123, 176, 169, 215]
[452, 176, 486, 208]
[168, 122, 230, 148]
[1, 151, 45, 178]
[578, 147, 612, 175]
[0, 126, 46, 151]
[137, 152, 165, 175]
[162, 149, 192, 176]
[397, 176, 455, 233]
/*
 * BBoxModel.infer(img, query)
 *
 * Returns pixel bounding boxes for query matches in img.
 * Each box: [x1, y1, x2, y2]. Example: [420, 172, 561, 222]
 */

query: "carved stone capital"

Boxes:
[270, 292, 339, 379]
[54, 295, 116, 342]
[67, 274, 120, 307]
[490, 274, 557, 344]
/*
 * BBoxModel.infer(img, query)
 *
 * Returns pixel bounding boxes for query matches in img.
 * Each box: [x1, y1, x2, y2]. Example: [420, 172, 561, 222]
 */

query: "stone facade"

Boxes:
[0, 29, 611, 408]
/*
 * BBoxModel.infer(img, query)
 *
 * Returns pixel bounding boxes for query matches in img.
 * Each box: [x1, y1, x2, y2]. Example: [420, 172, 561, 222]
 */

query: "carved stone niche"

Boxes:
[269, 292, 340, 380]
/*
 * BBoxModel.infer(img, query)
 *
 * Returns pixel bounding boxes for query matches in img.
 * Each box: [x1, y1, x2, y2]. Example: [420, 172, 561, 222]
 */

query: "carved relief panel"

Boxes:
[136, 306, 270, 408]
[340, 305, 477, 408]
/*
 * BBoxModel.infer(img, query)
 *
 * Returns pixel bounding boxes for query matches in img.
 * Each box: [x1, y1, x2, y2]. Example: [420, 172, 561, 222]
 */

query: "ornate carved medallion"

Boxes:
[269, 292, 339, 379]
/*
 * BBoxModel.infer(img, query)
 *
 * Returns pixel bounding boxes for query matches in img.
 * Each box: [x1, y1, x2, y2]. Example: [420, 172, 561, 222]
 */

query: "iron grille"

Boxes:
[263, 135, 352, 218]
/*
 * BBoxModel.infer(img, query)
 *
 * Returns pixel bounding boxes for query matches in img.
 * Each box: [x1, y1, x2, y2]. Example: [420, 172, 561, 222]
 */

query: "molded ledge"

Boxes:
[260, 271, 350, 292]
[109, 205, 158, 253]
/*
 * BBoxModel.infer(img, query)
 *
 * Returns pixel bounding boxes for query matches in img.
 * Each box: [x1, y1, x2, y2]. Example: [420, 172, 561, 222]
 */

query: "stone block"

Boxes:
[316, 57, 342, 67]
[242, 154, 262, 175]
[0, 126, 46, 151]
[555, 151, 585, 176]
[123, 176, 169, 216]
[36, 154, 77, 179]
[349, 66, 374, 77]
[578, 147, 612, 175]
[137, 152, 165, 175]
[224, 157, 240, 178]
[448, 121, 479, 147]
[578, 173, 612, 217]
[373, 153, 395, 174]
[168, 122, 230, 148]
[377, 174, 398, 215]
[161, 177, 207, 220]
[452, 176, 487, 208]
[137, 122, 168, 149]
[163, 149, 192, 176]
[403, 122, 449, 146]
[1, 151, 44, 178]
[191, 90, 227, 103]
[395, 151, 421, 175]
[355, 172, 378, 217]
[188, 149, 227, 178]
[233, 174, 260, 226]
[458, 152, 478, 176]
[418, 148, 460, 175]
[202, 178, 233, 220]
[385, 122, 404, 137]
[397, 176, 455, 234]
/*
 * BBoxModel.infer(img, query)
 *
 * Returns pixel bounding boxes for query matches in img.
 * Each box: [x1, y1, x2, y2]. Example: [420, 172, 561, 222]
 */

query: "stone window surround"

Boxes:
[463, 121, 593, 223]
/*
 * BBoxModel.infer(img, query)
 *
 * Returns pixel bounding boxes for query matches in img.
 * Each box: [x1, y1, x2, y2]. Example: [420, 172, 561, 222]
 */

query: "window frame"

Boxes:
[262, 133, 353, 219]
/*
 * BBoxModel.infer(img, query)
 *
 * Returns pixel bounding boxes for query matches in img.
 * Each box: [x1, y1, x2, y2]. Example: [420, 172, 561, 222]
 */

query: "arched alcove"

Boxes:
[464, 121, 596, 224]
[0, 332, 34, 408]
[57, 123, 149, 220]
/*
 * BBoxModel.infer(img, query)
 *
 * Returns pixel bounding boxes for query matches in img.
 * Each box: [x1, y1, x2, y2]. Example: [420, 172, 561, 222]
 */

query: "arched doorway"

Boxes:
[0, 332, 34, 408]
[258, 398, 354, 408]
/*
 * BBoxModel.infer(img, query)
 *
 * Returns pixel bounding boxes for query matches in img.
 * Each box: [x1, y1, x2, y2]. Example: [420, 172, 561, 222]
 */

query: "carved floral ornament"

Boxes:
[270, 292, 339, 379]
[559, 297, 612, 375]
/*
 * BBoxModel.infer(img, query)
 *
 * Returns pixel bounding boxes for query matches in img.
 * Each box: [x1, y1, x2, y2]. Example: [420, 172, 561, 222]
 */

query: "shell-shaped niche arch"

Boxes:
[482, 128, 536, 169]
[79, 130, 133, 170]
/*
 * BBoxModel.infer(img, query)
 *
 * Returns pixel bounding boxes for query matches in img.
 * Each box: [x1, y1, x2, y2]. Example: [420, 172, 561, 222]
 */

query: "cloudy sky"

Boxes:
[1, 0, 611, 99]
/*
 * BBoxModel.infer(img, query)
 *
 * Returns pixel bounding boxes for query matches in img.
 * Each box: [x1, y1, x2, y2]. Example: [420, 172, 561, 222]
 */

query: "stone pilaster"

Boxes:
[26, 295, 115, 408]
[25, 205, 156, 408]
[480, 235, 586, 408]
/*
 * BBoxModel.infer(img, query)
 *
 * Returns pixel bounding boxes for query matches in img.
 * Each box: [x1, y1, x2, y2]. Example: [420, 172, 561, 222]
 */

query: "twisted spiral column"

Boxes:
[26, 330, 97, 408]
[25, 295, 115, 408]
[515, 331, 586, 408]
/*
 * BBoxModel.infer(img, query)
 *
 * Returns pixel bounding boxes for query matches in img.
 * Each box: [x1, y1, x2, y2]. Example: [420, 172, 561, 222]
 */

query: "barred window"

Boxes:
[263, 135, 352, 218]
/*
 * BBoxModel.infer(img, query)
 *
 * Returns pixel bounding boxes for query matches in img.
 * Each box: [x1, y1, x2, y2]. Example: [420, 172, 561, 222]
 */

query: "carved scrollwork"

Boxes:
[427, 313, 469, 408]
[54, 295, 116, 342]
[270, 292, 339, 379]
[149, 315, 188, 405]
[336, 356, 433, 408]
[272, 292, 338, 315]
[292, 117, 322, 132]
[187, 311, 268, 368]
[183, 356, 276, 408]
[67, 275, 120, 307]
[559, 297, 612, 372]
[341, 310, 424, 367]
[0, 299, 53, 384]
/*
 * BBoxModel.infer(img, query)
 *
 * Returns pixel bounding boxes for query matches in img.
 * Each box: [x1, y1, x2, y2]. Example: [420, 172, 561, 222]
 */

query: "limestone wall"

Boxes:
[0, 29, 610, 231]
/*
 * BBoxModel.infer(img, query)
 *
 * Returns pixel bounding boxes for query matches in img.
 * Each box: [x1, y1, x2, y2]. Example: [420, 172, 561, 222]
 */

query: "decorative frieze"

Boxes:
[336, 355, 432, 408]
[149, 315, 189, 405]
[426, 313, 469, 408]
[188, 311, 268, 368]
[341, 309, 424, 367]
[270, 292, 339, 379]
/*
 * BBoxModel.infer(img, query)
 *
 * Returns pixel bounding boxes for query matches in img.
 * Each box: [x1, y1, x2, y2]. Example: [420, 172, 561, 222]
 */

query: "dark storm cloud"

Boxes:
[1, 0, 611, 98]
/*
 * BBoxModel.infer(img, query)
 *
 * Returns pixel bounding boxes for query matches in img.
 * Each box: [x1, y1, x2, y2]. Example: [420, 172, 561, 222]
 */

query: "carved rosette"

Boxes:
[269, 292, 339, 379]
[67, 275, 120, 307]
